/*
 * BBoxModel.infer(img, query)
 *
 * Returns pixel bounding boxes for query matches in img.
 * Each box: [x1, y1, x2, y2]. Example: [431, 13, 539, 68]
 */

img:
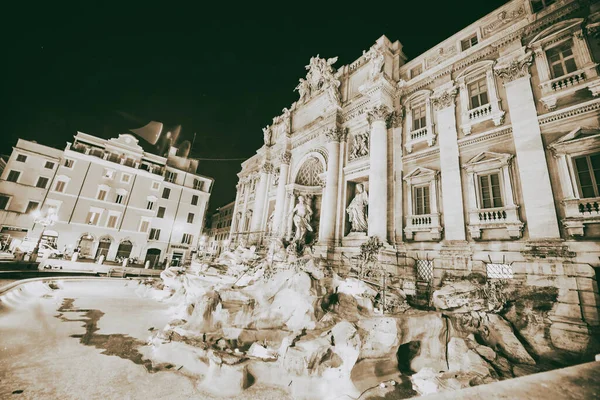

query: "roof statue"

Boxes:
[294, 55, 340, 105]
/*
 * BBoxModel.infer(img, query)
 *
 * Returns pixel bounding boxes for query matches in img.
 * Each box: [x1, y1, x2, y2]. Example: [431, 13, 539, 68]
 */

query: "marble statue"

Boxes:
[291, 195, 313, 243]
[363, 45, 385, 80]
[295, 78, 310, 103]
[263, 125, 272, 146]
[350, 133, 369, 160]
[346, 183, 369, 233]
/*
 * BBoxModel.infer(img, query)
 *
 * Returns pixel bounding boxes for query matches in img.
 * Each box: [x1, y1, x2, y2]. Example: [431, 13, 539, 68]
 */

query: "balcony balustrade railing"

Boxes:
[409, 127, 428, 141]
[468, 103, 493, 121]
[542, 69, 587, 93]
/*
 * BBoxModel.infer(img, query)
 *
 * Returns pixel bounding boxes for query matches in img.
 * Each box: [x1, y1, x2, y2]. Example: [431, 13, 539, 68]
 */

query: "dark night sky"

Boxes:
[2, 1, 508, 211]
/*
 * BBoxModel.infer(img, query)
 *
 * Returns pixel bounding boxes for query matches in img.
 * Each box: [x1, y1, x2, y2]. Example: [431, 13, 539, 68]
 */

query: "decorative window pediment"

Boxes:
[403, 90, 436, 153]
[456, 61, 505, 134]
[403, 167, 442, 241]
[548, 126, 600, 156]
[463, 152, 524, 240]
[529, 18, 600, 110]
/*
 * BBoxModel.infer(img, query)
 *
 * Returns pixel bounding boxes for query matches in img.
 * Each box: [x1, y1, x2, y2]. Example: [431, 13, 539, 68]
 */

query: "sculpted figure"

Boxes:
[351, 134, 369, 159]
[263, 125, 272, 146]
[291, 195, 313, 243]
[295, 78, 310, 102]
[346, 183, 369, 233]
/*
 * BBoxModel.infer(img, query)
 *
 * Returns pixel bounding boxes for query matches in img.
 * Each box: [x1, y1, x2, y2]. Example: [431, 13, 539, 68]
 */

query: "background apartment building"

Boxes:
[205, 200, 235, 257]
[0, 132, 213, 267]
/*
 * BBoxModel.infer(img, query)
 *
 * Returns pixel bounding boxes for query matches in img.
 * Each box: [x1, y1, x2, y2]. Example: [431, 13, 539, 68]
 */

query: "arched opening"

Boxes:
[145, 248, 161, 268]
[78, 233, 95, 258]
[295, 156, 324, 186]
[95, 236, 112, 259]
[116, 240, 133, 259]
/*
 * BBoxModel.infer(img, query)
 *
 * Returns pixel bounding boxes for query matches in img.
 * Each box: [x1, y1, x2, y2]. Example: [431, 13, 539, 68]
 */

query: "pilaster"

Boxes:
[320, 127, 347, 244]
[367, 105, 391, 242]
[272, 151, 291, 237]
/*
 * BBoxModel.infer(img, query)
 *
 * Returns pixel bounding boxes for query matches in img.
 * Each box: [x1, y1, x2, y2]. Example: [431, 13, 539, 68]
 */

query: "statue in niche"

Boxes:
[346, 183, 369, 233]
[290, 195, 313, 244]
[350, 134, 369, 160]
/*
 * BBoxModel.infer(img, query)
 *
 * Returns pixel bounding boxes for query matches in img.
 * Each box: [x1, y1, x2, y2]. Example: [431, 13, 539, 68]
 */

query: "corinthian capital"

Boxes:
[494, 52, 533, 85]
[431, 87, 458, 111]
[366, 105, 391, 126]
[261, 162, 273, 174]
[279, 151, 291, 165]
[324, 127, 349, 142]
[386, 108, 404, 129]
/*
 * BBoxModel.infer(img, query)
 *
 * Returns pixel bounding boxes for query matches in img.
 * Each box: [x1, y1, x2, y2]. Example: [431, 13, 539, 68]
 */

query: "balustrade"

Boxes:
[410, 127, 428, 141]
[542, 70, 586, 93]
[468, 103, 493, 121]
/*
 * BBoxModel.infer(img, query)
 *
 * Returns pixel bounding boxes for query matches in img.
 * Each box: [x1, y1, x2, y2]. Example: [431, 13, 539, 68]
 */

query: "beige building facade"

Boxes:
[0, 132, 213, 266]
[230, 0, 600, 354]
[205, 200, 235, 256]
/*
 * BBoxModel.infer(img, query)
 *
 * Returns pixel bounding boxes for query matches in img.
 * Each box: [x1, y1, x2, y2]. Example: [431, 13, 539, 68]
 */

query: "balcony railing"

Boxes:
[409, 127, 428, 141]
[467, 205, 523, 239]
[404, 213, 442, 240]
[562, 196, 600, 238]
[542, 69, 587, 93]
[468, 103, 493, 121]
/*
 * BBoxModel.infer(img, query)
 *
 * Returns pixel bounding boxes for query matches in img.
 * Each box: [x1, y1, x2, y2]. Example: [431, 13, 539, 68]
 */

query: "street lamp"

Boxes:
[31, 208, 58, 262]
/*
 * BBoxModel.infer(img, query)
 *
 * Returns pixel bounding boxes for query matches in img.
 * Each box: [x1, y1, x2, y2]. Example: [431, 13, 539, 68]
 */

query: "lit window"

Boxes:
[16, 154, 27, 162]
[546, 41, 578, 78]
[574, 153, 600, 199]
[412, 104, 427, 130]
[44, 161, 55, 169]
[87, 210, 101, 225]
[0, 195, 10, 210]
[187, 213, 195, 224]
[479, 173, 503, 209]
[55, 180, 67, 193]
[7, 170, 20, 182]
[530, 0, 556, 13]
[181, 233, 193, 245]
[149, 228, 161, 240]
[191, 195, 198, 206]
[413, 185, 431, 215]
[461, 34, 478, 51]
[468, 78, 489, 109]
[64, 159, 74, 168]
[107, 214, 118, 229]
[115, 194, 124, 204]
[162, 187, 171, 199]
[139, 219, 150, 233]
[25, 201, 39, 214]
[36, 177, 49, 189]
[157, 206, 166, 218]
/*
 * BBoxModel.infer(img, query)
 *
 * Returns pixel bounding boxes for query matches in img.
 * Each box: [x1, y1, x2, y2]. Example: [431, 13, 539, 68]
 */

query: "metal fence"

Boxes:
[486, 263, 514, 279]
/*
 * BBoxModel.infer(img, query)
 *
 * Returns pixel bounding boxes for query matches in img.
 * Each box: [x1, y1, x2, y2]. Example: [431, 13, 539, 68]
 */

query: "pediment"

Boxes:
[548, 126, 600, 155]
[529, 18, 584, 46]
[463, 151, 513, 172]
[404, 166, 438, 182]
[456, 60, 494, 81]
[108, 134, 144, 153]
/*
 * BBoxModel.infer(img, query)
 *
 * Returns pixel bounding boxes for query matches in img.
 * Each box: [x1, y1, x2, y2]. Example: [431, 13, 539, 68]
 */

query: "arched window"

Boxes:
[295, 157, 324, 186]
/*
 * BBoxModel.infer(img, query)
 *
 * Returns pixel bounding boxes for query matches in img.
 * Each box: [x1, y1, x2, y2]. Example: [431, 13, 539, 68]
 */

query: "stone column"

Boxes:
[273, 151, 291, 237]
[286, 190, 296, 239]
[432, 86, 467, 241]
[390, 109, 404, 244]
[495, 52, 560, 239]
[319, 127, 346, 243]
[367, 105, 391, 241]
[250, 162, 272, 240]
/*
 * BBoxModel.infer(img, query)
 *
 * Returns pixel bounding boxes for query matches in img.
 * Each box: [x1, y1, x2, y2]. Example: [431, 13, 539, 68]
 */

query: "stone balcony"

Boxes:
[539, 64, 600, 110]
[467, 205, 524, 240]
[404, 213, 442, 241]
[562, 196, 600, 238]
[405, 125, 436, 153]
[461, 101, 505, 134]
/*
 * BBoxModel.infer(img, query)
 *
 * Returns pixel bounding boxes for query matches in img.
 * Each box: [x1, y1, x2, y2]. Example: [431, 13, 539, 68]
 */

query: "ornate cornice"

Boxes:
[366, 105, 391, 125]
[279, 151, 292, 165]
[431, 87, 458, 111]
[538, 97, 600, 126]
[324, 127, 349, 142]
[494, 52, 533, 85]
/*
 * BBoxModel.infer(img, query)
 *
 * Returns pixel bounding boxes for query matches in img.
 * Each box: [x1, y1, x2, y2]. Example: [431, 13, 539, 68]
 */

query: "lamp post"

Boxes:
[31, 209, 58, 262]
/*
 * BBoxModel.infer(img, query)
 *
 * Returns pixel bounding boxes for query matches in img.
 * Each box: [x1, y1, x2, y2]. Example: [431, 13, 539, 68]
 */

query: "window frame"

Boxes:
[162, 187, 171, 199]
[35, 176, 50, 189]
[120, 173, 132, 184]
[6, 170, 21, 183]
[25, 201, 40, 214]
[0, 194, 11, 210]
[106, 212, 120, 229]
[187, 213, 195, 224]
[149, 228, 161, 241]
[403, 167, 442, 241]
[15, 154, 27, 163]
[44, 161, 55, 169]
[86, 208, 103, 226]
[139, 218, 151, 233]
[573, 153, 600, 199]
[403, 90, 435, 153]
[64, 159, 75, 169]
[181, 233, 193, 245]
[157, 206, 166, 218]
[191, 194, 199, 206]
[460, 34, 478, 51]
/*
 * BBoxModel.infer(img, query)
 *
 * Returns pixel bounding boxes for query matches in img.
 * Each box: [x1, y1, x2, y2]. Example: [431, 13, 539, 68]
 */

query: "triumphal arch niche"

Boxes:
[230, 36, 404, 256]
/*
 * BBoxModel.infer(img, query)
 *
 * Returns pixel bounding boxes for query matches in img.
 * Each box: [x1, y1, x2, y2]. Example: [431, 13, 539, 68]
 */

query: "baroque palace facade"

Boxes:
[230, 0, 600, 353]
[0, 133, 213, 267]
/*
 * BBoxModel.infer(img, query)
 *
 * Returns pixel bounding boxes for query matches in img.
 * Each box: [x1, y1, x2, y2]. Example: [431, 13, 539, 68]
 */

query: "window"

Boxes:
[574, 153, 600, 198]
[103, 169, 115, 179]
[115, 194, 124, 204]
[412, 104, 427, 131]
[479, 173, 503, 209]
[165, 171, 177, 183]
[157, 206, 166, 218]
[86, 210, 101, 225]
[7, 170, 20, 182]
[149, 228, 161, 240]
[461, 34, 478, 51]
[191, 195, 198, 206]
[181, 233, 193, 245]
[24, 201, 39, 214]
[193, 179, 203, 190]
[546, 41, 577, 78]
[146, 200, 154, 210]
[410, 65, 422, 79]
[55, 180, 67, 193]
[151, 181, 160, 190]
[468, 78, 489, 109]
[107, 214, 119, 229]
[413, 186, 431, 215]
[97, 188, 108, 201]
[16, 154, 27, 162]
[36, 177, 49, 189]
[121, 173, 131, 183]
[139, 219, 150, 233]
[44, 161, 55, 169]
[0, 195, 9, 210]
[530, 0, 556, 13]
[187, 213, 195, 224]
[162, 187, 171, 199]
[64, 159, 74, 168]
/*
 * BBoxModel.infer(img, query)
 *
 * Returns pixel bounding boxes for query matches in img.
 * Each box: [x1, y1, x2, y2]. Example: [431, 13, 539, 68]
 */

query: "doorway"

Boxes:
[95, 237, 111, 259]
[79, 234, 94, 258]
[116, 240, 133, 259]
[145, 248, 161, 268]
